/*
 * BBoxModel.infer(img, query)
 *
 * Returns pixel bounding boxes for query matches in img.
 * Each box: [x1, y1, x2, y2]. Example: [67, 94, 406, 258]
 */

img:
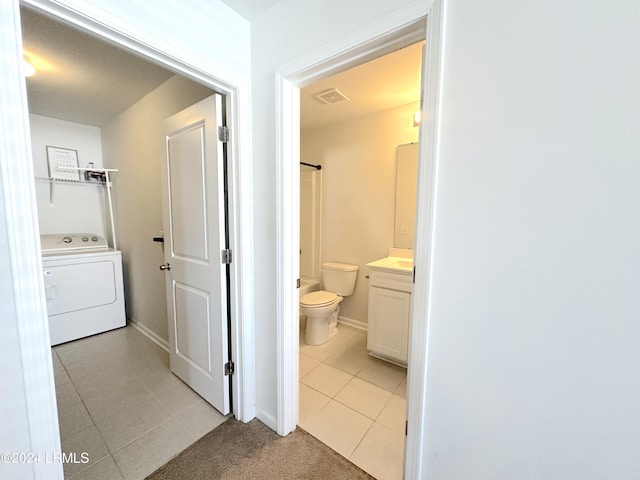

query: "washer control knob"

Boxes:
[62, 236, 72, 243]
[82, 236, 89, 242]
[92, 236, 98, 242]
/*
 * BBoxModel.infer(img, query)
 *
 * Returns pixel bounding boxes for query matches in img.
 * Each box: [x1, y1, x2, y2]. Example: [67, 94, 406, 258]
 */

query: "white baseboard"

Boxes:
[338, 316, 368, 332]
[128, 319, 169, 352]
[255, 407, 278, 432]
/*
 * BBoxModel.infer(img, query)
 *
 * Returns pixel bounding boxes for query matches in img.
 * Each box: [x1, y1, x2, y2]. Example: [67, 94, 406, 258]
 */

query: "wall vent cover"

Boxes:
[313, 88, 350, 104]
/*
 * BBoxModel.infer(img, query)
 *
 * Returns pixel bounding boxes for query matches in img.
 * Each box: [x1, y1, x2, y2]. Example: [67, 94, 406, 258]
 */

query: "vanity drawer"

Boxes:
[369, 270, 412, 293]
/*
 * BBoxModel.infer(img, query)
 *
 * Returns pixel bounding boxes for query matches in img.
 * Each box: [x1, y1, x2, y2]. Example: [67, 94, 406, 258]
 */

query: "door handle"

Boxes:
[159, 263, 171, 271]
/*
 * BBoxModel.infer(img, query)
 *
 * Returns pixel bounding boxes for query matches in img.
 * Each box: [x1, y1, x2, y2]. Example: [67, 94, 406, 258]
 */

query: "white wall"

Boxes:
[30, 114, 108, 238]
[301, 102, 419, 327]
[422, 0, 640, 478]
[102, 75, 213, 343]
[251, 0, 423, 429]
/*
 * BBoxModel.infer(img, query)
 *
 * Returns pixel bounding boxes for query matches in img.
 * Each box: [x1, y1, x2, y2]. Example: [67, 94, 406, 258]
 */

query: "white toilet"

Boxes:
[300, 262, 358, 345]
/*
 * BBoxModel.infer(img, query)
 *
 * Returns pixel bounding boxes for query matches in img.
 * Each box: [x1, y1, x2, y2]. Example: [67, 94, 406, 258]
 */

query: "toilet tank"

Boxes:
[321, 262, 359, 296]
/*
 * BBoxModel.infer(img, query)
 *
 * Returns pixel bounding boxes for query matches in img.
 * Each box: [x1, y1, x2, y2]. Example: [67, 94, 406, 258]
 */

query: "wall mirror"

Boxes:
[394, 142, 418, 249]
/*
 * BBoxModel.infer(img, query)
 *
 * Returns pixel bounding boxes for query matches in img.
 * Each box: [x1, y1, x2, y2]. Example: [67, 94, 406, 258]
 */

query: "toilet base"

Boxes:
[301, 296, 343, 346]
[304, 316, 338, 345]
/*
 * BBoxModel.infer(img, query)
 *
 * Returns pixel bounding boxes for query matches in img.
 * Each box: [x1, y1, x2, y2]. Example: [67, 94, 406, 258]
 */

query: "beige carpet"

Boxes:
[145, 418, 375, 480]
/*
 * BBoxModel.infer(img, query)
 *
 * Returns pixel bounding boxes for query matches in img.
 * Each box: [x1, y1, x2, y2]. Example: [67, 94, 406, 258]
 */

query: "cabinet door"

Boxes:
[367, 286, 411, 364]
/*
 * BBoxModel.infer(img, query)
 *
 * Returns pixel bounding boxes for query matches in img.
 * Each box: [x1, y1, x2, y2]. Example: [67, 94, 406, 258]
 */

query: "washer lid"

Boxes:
[300, 290, 337, 307]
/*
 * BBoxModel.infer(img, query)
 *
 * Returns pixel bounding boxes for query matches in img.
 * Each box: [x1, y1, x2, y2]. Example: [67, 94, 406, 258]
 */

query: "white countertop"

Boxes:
[366, 256, 413, 273]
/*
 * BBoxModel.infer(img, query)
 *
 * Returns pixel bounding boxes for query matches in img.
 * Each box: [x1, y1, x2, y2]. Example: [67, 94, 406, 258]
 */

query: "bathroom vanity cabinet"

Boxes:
[366, 262, 412, 366]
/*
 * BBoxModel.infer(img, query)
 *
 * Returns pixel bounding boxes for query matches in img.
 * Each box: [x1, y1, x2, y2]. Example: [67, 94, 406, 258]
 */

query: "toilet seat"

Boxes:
[300, 290, 337, 308]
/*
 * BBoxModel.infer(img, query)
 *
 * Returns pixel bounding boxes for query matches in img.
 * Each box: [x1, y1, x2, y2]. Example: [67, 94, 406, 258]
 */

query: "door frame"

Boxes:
[11, 0, 254, 430]
[1, 2, 61, 477]
[275, 0, 444, 477]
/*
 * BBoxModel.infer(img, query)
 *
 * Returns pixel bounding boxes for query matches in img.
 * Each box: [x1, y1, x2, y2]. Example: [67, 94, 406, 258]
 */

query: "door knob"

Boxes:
[159, 263, 171, 271]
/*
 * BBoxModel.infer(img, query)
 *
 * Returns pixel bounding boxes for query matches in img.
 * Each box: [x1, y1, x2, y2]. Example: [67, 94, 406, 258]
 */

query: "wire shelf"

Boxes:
[34, 167, 119, 249]
[35, 176, 109, 186]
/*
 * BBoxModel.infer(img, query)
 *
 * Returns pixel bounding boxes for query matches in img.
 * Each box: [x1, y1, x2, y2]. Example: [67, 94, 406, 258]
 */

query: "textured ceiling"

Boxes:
[21, 8, 175, 127]
[300, 41, 423, 131]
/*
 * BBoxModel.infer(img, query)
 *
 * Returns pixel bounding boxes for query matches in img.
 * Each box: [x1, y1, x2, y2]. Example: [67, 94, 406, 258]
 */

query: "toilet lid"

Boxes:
[300, 290, 337, 307]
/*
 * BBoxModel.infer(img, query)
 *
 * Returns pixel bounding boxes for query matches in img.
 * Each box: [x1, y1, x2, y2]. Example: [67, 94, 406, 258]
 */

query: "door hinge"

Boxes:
[405, 420, 408, 436]
[413, 266, 416, 284]
[218, 125, 229, 143]
[224, 361, 235, 376]
[296, 278, 300, 289]
[221, 249, 232, 264]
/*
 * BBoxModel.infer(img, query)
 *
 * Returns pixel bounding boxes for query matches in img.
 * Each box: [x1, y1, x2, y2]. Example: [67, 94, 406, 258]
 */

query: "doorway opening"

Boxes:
[277, 3, 444, 478]
[296, 41, 422, 478]
[19, 3, 250, 477]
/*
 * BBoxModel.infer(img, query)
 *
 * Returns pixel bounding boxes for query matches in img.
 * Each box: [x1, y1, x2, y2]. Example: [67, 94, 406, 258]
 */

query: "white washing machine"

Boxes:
[41, 233, 126, 346]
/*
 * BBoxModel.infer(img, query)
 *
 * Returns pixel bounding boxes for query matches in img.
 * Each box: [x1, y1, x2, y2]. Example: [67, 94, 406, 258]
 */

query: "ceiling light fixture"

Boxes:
[22, 55, 36, 77]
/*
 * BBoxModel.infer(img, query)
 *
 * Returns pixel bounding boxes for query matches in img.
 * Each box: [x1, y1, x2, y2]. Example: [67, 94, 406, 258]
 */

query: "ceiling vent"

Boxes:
[313, 88, 350, 105]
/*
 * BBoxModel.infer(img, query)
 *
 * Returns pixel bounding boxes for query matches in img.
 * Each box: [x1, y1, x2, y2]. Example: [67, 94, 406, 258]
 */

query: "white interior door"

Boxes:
[160, 94, 230, 414]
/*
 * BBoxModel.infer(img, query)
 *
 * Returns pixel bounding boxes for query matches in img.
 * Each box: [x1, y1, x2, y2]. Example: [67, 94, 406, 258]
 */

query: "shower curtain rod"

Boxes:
[300, 162, 321, 170]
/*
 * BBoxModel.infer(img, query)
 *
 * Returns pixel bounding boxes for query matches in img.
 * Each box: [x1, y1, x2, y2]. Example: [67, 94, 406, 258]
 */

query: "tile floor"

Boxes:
[299, 323, 407, 480]
[52, 326, 228, 480]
